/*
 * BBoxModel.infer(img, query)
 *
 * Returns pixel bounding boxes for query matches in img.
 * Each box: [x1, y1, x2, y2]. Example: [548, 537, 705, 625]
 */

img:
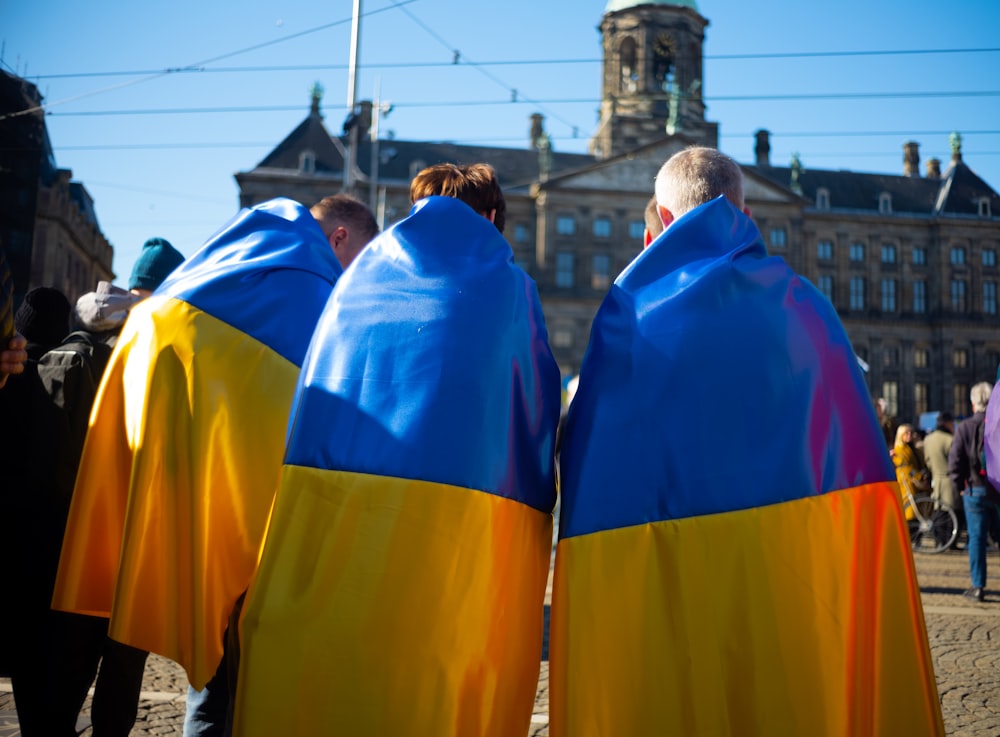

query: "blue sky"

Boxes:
[3, 0, 999, 284]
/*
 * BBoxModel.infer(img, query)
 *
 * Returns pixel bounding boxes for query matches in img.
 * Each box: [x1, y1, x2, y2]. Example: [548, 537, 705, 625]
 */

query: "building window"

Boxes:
[514, 224, 531, 243]
[953, 348, 969, 369]
[913, 247, 927, 265]
[816, 275, 833, 302]
[954, 384, 969, 417]
[593, 217, 612, 238]
[950, 246, 966, 265]
[409, 159, 427, 179]
[816, 188, 830, 210]
[556, 252, 575, 288]
[592, 254, 611, 290]
[556, 216, 576, 236]
[552, 329, 574, 349]
[849, 242, 865, 262]
[880, 243, 897, 264]
[987, 351, 1000, 375]
[983, 248, 997, 267]
[883, 346, 900, 368]
[849, 277, 865, 310]
[914, 349, 929, 369]
[951, 279, 967, 312]
[298, 149, 316, 174]
[878, 192, 892, 214]
[882, 381, 899, 417]
[881, 279, 897, 312]
[985, 282, 998, 315]
[817, 240, 833, 261]
[978, 198, 992, 218]
[913, 280, 927, 314]
[629, 220, 644, 240]
[915, 383, 929, 416]
[769, 228, 787, 248]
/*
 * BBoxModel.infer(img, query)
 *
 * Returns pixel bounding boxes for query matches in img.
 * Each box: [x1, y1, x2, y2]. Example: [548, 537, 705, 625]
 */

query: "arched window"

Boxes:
[619, 38, 638, 93]
[652, 32, 675, 93]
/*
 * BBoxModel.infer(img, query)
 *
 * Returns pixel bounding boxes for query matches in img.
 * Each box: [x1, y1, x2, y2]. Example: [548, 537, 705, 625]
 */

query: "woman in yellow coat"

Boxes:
[893, 423, 930, 516]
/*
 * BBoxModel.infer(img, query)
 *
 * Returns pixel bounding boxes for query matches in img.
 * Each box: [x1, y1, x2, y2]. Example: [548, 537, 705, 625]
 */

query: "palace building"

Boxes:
[235, 0, 1000, 424]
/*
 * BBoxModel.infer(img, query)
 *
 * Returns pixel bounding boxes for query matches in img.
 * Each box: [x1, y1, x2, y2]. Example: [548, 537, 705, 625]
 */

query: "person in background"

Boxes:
[893, 423, 931, 514]
[0, 287, 71, 737]
[128, 237, 185, 297]
[948, 382, 999, 603]
[923, 412, 958, 514]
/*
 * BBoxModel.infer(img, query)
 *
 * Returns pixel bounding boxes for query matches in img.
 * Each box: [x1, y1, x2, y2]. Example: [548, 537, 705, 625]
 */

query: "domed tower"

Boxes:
[590, 0, 719, 159]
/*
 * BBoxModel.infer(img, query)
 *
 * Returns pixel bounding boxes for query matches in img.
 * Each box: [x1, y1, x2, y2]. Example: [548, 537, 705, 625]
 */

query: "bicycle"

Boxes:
[900, 477, 959, 554]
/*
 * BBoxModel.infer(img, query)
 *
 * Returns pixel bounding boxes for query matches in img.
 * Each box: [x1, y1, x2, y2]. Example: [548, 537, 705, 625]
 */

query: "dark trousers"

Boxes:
[48, 611, 149, 737]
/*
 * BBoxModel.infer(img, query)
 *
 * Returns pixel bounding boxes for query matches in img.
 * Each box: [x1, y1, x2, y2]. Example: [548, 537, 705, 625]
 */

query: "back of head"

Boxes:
[894, 423, 913, 446]
[654, 146, 745, 219]
[129, 237, 185, 293]
[15, 286, 71, 348]
[971, 381, 993, 412]
[310, 193, 379, 246]
[936, 411, 954, 430]
[409, 162, 506, 233]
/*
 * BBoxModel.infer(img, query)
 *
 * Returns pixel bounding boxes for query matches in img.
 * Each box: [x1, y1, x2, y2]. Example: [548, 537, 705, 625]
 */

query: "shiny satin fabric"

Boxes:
[985, 387, 1000, 490]
[237, 468, 552, 737]
[235, 196, 561, 736]
[51, 199, 341, 689]
[551, 483, 942, 737]
[553, 197, 943, 736]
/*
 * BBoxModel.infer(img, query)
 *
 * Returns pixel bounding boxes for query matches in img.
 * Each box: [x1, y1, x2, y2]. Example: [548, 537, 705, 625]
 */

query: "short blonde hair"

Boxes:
[654, 146, 745, 218]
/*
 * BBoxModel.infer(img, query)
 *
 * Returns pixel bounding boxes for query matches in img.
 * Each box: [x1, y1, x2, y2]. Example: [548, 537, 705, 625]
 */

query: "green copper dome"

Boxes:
[605, 0, 699, 13]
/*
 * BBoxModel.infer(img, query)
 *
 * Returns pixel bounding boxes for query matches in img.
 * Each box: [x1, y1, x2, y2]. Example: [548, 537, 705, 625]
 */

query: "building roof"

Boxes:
[745, 159, 1000, 218]
[605, 0, 699, 14]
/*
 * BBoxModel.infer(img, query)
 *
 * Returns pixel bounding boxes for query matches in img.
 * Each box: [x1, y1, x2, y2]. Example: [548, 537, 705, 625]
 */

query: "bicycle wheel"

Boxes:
[905, 494, 959, 554]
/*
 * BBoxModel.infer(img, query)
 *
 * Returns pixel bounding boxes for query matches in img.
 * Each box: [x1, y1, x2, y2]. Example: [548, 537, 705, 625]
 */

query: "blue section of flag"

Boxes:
[284, 196, 560, 512]
[156, 198, 342, 366]
[559, 196, 894, 540]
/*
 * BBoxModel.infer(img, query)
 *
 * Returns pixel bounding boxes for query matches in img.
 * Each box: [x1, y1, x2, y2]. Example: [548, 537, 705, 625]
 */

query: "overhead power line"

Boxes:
[44, 90, 1000, 117]
[25, 47, 1000, 80]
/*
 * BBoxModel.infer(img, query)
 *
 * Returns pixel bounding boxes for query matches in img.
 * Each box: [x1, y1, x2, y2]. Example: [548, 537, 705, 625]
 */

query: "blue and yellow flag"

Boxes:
[51, 198, 341, 688]
[551, 197, 944, 737]
[234, 196, 561, 737]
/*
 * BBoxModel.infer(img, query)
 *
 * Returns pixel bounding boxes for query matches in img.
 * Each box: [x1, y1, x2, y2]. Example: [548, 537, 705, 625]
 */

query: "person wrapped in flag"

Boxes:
[50, 195, 379, 711]
[234, 163, 561, 737]
[551, 147, 944, 737]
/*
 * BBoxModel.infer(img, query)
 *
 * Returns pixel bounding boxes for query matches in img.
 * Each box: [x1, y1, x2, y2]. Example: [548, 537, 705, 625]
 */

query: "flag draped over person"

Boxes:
[51, 198, 342, 689]
[551, 196, 944, 737]
[234, 195, 561, 737]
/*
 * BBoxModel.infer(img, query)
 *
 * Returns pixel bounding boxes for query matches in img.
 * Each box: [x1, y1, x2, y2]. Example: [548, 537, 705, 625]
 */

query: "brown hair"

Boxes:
[309, 193, 379, 245]
[409, 163, 506, 233]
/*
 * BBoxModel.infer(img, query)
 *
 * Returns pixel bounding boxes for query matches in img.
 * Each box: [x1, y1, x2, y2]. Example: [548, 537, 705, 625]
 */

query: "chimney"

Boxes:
[903, 141, 920, 177]
[530, 113, 544, 147]
[755, 129, 771, 168]
[926, 158, 942, 179]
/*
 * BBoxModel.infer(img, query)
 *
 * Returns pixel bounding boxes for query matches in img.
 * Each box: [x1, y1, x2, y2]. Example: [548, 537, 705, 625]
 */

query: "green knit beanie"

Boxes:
[129, 237, 184, 292]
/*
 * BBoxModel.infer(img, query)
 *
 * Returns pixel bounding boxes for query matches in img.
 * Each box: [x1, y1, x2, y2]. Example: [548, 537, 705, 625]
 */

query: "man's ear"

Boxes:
[486, 208, 496, 224]
[657, 204, 674, 229]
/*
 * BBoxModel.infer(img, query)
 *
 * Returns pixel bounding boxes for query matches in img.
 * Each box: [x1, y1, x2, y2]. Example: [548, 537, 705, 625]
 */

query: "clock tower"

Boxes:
[590, 0, 719, 159]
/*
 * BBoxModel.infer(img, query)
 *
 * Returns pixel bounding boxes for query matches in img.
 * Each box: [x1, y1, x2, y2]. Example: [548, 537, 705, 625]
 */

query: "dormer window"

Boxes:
[977, 197, 992, 218]
[878, 192, 892, 214]
[619, 38, 638, 94]
[816, 188, 830, 211]
[299, 150, 316, 175]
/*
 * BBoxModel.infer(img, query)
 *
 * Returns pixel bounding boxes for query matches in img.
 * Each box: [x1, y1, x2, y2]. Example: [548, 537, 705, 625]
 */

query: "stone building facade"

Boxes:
[235, 0, 1000, 426]
[0, 69, 114, 306]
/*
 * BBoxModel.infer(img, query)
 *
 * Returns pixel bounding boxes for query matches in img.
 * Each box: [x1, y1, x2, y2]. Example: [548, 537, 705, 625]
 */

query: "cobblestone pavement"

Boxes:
[1, 548, 997, 736]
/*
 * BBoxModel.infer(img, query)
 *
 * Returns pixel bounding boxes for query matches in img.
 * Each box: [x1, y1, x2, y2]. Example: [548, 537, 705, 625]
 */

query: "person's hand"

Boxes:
[0, 333, 27, 389]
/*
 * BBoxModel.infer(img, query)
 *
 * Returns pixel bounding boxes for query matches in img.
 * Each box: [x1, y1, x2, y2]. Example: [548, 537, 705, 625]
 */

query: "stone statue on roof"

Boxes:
[949, 132, 962, 156]
[790, 153, 803, 195]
